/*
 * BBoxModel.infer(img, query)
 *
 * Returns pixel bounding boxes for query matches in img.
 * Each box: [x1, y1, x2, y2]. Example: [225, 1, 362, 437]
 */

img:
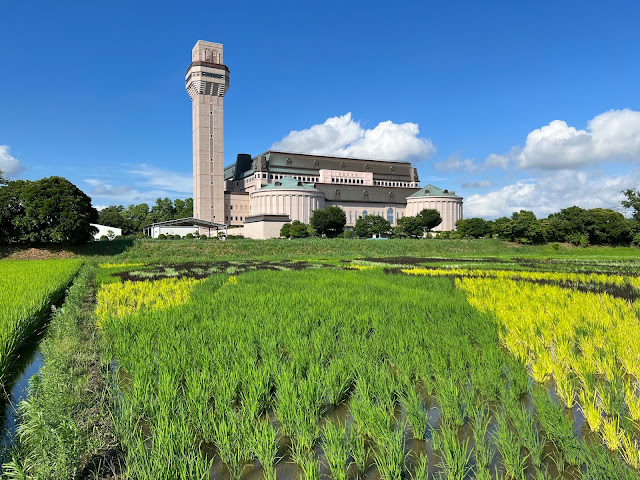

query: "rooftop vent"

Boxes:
[286, 157, 292, 164]
[365, 164, 370, 169]
[341, 162, 346, 167]
[389, 191, 394, 197]
[390, 166, 395, 171]
[363, 190, 369, 196]
[444, 189, 449, 193]
[425, 190, 430, 194]
[335, 189, 340, 195]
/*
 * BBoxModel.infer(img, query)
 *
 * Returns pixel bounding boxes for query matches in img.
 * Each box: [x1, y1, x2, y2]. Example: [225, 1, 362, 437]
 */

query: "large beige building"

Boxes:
[186, 40, 463, 239]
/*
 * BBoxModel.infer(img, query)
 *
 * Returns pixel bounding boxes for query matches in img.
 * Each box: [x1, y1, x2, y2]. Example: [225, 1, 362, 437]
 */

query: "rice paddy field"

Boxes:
[89, 253, 640, 480]
[0, 259, 82, 388]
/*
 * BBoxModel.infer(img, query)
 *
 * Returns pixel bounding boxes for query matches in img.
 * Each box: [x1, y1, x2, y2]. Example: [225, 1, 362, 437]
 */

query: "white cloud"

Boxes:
[125, 164, 192, 193]
[84, 164, 192, 205]
[271, 113, 435, 162]
[464, 169, 637, 219]
[434, 155, 478, 173]
[0, 145, 25, 176]
[489, 109, 640, 170]
[462, 180, 491, 189]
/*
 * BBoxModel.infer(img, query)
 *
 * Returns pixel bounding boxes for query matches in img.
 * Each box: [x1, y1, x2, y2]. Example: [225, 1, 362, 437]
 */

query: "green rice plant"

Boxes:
[531, 349, 554, 384]
[0, 259, 82, 386]
[434, 375, 464, 427]
[494, 413, 528, 480]
[400, 385, 429, 439]
[214, 410, 252, 480]
[348, 426, 369, 474]
[601, 416, 621, 451]
[322, 421, 349, 480]
[372, 422, 408, 480]
[532, 387, 584, 467]
[253, 417, 279, 480]
[409, 452, 428, 480]
[433, 421, 471, 480]
[470, 403, 493, 472]
[514, 404, 545, 469]
[325, 357, 353, 405]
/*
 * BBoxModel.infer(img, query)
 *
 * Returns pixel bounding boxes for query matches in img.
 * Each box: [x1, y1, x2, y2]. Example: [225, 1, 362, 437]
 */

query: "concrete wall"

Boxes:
[406, 197, 463, 231]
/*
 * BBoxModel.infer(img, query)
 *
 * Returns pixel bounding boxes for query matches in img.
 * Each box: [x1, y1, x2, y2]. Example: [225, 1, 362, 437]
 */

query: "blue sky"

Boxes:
[1, 0, 639, 218]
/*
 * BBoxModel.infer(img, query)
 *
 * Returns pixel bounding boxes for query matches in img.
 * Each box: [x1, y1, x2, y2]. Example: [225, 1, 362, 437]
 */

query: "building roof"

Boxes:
[258, 176, 321, 191]
[141, 217, 227, 229]
[408, 184, 461, 198]
[314, 184, 419, 204]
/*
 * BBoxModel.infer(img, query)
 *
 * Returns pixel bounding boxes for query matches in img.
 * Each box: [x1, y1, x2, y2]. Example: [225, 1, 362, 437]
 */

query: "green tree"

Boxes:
[456, 218, 493, 238]
[289, 220, 309, 238]
[98, 205, 134, 234]
[544, 206, 589, 244]
[124, 203, 150, 233]
[585, 208, 631, 245]
[621, 188, 640, 222]
[354, 215, 391, 238]
[0, 169, 7, 186]
[417, 209, 442, 233]
[393, 216, 424, 238]
[174, 198, 194, 219]
[149, 197, 176, 223]
[1, 176, 98, 244]
[309, 206, 346, 237]
[280, 223, 291, 238]
[510, 210, 544, 244]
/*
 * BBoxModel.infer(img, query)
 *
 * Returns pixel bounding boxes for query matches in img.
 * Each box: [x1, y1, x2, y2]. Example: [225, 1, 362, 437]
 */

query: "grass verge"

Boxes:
[2, 263, 121, 479]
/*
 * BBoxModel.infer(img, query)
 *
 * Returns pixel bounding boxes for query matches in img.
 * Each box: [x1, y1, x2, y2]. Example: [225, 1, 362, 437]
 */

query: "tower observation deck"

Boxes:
[186, 40, 230, 223]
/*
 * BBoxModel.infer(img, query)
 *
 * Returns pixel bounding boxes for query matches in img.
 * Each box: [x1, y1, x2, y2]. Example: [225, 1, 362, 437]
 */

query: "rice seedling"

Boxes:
[253, 417, 279, 480]
[554, 369, 577, 409]
[400, 385, 429, 439]
[620, 432, 640, 470]
[373, 422, 408, 480]
[624, 380, 640, 422]
[433, 421, 471, 480]
[348, 426, 369, 475]
[471, 406, 494, 478]
[494, 412, 528, 480]
[409, 452, 429, 480]
[578, 388, 603, 433]
[322, 421, 349, 480]
[601, 416, 621, 451]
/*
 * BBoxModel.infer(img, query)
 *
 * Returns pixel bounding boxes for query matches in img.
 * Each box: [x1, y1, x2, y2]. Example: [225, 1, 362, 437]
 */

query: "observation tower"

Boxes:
[185, 41, 230, 222]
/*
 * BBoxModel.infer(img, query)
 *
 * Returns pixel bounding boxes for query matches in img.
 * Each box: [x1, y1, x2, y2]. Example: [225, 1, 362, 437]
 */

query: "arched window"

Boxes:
[362, 210, 368, 218]
[387, 208, 394, 223]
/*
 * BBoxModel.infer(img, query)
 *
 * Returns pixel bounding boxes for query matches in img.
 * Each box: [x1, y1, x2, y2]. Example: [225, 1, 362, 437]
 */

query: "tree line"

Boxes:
[96, 198, 194, 236]
[456, 190, 640, 246]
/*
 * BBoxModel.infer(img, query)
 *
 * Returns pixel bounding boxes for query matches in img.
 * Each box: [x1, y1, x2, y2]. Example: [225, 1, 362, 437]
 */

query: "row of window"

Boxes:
[331, 177, 365, 184]
[226, 216, 244, 222]
[374, 181, 416, 188]
[252, 173, 319, 183]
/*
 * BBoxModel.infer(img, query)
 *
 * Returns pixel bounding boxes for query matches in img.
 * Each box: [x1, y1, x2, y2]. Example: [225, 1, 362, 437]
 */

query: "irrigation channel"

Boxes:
[0, 323, 48, 464]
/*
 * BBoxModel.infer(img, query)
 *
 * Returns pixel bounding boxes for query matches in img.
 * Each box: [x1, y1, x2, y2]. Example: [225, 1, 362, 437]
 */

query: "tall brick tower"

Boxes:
[185, 41, 230, 222]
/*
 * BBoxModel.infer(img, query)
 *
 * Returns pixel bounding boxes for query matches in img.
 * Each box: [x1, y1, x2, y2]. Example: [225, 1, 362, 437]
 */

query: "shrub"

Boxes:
[157, 234, 166, 240]
[99, 235, 109, 241]
[185, 233, 194, 239]
[173, 234, 182, 240]
[280, 223, 291, 238]
[343, 229, 352, 239]
[199, 234, 208, 240]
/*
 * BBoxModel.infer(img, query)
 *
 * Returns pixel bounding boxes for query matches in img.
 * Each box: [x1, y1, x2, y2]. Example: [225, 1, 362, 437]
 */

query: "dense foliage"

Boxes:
[353, 214, 391, 238]
[0, 176, 98, 244]
[309, 206, 346, 237]
[417, 208, 442, 232]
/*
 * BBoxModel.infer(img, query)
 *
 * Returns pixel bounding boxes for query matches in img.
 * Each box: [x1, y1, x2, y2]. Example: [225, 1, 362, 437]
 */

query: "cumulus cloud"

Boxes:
[271, 113, 435, 162]
[489, 109, 640, 170]
[0, 145, 25, 176]
[464, 169, 637, 218]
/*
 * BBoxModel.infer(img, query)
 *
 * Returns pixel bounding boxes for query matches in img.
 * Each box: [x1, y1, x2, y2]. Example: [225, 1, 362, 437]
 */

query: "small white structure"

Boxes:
[91, 223, 122, 241]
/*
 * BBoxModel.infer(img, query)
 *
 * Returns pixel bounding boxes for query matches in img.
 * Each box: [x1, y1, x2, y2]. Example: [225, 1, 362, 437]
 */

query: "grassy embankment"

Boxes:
[3, 264, 119, 479]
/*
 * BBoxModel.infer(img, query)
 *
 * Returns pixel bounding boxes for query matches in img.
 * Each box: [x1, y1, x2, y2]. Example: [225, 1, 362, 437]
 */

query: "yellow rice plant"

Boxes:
[601, 416, 621, 451]
[98, 262, 146, 269]
[530, 349, 553, 384]
[621, 432, 640, 470]
[578, 389, 603, 433]
[625, 381, 640, 422]
[96, 277, 202, 326]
